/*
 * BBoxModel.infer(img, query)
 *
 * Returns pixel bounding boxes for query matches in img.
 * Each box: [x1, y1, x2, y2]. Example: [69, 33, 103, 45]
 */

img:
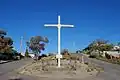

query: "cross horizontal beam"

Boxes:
[44, 24, 74, 27]
[61, 24, 74, 27]
[44, 24, 58, 27]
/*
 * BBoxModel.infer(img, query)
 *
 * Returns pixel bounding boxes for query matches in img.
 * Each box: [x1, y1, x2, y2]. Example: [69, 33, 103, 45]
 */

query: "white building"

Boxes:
[113, 46, 120, 50]
[29, 54, 35, 58]
[21, 52, 25, 56]
[103, 51, 120, 58]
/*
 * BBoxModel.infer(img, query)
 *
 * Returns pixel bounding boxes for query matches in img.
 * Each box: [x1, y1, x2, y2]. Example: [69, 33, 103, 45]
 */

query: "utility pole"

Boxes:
[20, 36, 23, 53]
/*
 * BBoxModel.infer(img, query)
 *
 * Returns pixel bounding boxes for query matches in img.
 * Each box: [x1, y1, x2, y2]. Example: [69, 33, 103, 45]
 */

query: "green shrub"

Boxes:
[25, 49, 30, 57]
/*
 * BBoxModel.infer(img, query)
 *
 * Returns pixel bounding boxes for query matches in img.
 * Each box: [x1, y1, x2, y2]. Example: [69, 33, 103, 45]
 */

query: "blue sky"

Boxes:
[0, 0, 120, 54]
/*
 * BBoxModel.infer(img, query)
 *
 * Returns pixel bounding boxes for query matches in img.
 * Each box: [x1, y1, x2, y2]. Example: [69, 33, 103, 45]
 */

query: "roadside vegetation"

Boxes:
[0, 29, 22, 60]
[82, 39, 120, 65]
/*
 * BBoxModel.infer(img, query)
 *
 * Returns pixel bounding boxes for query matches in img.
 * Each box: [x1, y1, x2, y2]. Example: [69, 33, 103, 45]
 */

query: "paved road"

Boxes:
[1, 55, 120, 80]
[0, 58, 37, 80]
[0, 58, 32, 75]
[82, 54, 120, 80]
[89, 58, 120, 80]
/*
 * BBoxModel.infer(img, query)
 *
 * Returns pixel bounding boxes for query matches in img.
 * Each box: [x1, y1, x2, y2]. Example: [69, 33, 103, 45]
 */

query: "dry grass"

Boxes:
[15, 56, 104, 79]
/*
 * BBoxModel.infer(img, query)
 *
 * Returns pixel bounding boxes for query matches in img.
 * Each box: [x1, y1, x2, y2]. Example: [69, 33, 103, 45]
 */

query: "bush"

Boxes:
[89, 55, 96, 58]
[41, 54, 47, 57]
[25, 49, 30, 57]
[48, 53, 54, 56]
[0, 53, 14, 60]
[38, 54, 47, 60]
[62, 55, 71, 60]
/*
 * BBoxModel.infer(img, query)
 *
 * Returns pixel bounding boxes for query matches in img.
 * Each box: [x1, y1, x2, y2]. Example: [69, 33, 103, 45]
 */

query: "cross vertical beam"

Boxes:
[58, 18, 61, 67]
[44, 15, 74, 67]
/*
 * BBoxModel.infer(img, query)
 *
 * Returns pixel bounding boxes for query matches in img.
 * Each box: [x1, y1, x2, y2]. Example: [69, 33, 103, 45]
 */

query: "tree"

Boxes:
[76, 50, 82, 53]
[0, 29, 6, 37]
[87, 39, 112, 51]
[25, 48, 29, 57]
[99, 44, 113, 51]
[118, 42, 120, 46]
[83, 39, 113, 57]
[0, 29, 16, 60]
[0, 29, 14, 54]
[48, 53, 54, 56]
[61, 49, 69, 55]
[26, 36, 49, 59]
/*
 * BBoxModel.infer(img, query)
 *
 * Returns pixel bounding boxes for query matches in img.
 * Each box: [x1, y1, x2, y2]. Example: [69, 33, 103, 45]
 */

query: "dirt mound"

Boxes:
[16, 59, 103, 79]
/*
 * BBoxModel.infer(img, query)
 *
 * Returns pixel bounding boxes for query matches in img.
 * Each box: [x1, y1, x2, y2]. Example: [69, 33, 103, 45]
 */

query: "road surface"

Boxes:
[88, 58, 120, 80]
[0, 56, 120, 80]
[0, 58, 39, 80]
[82, 54, 120, 80]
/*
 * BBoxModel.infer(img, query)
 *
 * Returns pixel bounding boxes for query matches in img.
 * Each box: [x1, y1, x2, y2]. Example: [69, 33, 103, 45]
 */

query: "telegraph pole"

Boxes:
[20, 36, 23, 53]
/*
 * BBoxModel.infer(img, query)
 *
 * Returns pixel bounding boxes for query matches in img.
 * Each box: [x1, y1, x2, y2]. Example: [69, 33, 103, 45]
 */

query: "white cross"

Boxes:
[44, 15, 74, 67]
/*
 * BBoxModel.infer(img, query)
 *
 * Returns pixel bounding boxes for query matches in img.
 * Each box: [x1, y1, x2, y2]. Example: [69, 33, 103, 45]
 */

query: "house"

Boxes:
[21, 52, 25, 56]
[29, 53, 35, 58]
[113, 46, 120, 51]
[103, 51, 120, 59]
